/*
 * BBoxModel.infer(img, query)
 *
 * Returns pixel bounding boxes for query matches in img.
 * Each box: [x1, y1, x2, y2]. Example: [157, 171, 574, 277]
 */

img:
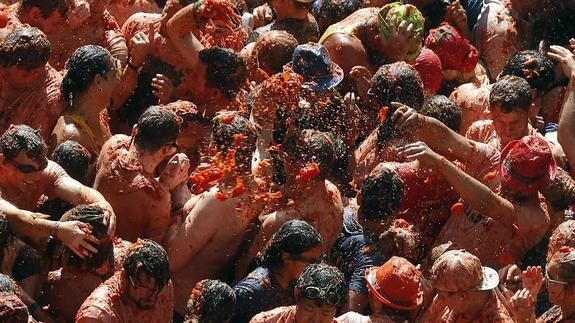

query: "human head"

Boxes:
[501, 50, 555, 95]
[62, 45, 120, 107]
[18, 0, 68, 34]
[411, 47, 443, 95]
[56, 205, 113, 273]
[51, 140, 92, 184]
[133, 106, 180, 154]
[252, 31, 298, 77]
[489, 76, 534, 146]
[123, 239, 170, 309]
[500, 135, 556, 197]
[431, 250, 499, 314]
[548, 220, 575, 262]
[369, 62, 424, 111]
[184, 279, 236, 323]
[211, 112, 258, 172]
[424, 23, 479, 75]
[272, 0, 314, 20]
[366, 256, 423, 312]
[294, 263, 346, 323]
[290, 43, 343, 92]
[546, 247, 575, 306]
[0, 125, 48, 188]
[316, 0, 363, 33]
[378, 219, 421, 264]
[257, 219, 323, 278]
[358, 163, 404, 224]
[282, 130, 339, 182]
[163, 101, 203, 156]
[0, 274, 18, 294]
[0, 292, 28, 323]
[198, 47, 248, 100]
[376, 3, 424, 62]
[420, 95, 462, 132]
[0, 27, 51, 89]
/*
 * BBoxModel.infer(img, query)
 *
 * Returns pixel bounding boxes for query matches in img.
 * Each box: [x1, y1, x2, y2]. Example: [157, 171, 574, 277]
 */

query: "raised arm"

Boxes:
[551, 43, 575, 169]
[397, 141, 516, 230]
[166, 2, 205, 71]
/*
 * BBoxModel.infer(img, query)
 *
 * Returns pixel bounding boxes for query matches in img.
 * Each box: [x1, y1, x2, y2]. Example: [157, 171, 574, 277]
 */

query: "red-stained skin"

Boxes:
[451, 202, 464, 216]
[295, 163, 320, 183]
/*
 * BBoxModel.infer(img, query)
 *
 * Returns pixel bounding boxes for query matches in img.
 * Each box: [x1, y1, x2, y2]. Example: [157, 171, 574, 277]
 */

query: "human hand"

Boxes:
[66, 0, 91, 28]
[499, 264, 522, 291]
[89, 202, 116, 238]
[159, 153, 191, 190]
[152, 74, 175, 104]
[390, 102, 424, 133]
[196, 0, 241, 29]
[383, 19, 421, 62]
[522, 266, 544, 298]
[570, 38, 575, 54]
[57, 221, 99, 259]
[508, 288, 537, 323]
[548, 45, 575, 78]
[252, 3, 273, 28]
[349, 66, 372, 100]
[395, 141, 443, 168]
[444, 1, 470, 38]
[129, 25, 155, 67]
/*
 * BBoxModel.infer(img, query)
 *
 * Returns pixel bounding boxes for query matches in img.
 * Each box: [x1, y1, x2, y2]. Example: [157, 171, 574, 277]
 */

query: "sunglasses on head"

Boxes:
[545, 268, 569, 286]
[301, 286, 340, 306]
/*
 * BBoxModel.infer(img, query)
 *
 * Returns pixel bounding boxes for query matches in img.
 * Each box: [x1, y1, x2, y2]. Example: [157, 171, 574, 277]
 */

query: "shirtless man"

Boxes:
[552, 41, 575, 173]
[0, 0, 68, 41]
[76, 239, 173, 323]
[94, 106, 190, 242]
[165, 113, 267, 316]
[0, 125, 115, 259]
[396, 135, 551, 268]
[237, 130, 344, 278]
[46, 205, 114, 322]
[319, 3, 424, 85]
[0, 27, 64, 141]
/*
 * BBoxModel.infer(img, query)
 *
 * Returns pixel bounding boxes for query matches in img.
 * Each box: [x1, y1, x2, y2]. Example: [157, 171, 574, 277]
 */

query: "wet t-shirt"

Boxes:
[423, 292, 513, 322]
[234, 267, 295, 323]
[76, 271, 173, 323]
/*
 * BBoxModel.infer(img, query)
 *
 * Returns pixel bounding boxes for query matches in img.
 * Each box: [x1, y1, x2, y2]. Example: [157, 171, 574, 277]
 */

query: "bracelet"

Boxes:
[127, 59, 142, 73]
[51, 222, 60, 239]
[28, 302, 40, 313]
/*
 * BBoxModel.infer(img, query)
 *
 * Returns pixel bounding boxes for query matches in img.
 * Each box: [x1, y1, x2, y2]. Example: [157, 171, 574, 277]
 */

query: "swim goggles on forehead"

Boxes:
[301, 286, 340, 306]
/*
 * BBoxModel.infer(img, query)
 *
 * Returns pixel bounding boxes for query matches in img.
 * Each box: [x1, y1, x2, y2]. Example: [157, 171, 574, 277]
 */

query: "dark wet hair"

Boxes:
[211, 112, 258, 172]
[295, 92, 347, 137]
[134, 106, 180, 153]
[0, 124, 47, 163]
[56, 205, 113, 271]
[359, 164, 404, 220]
[123, 239, 170, 291]
[51, 140, 92, 184]
[163, 101, 201, 129]
[421, 95, 462, 132]
[296, 263, 346, 307]
[256, 219, 323, 269]
[0, 27, 51, 70]
[316, 0, 363, 33]
[184, 279, 236, 323]
[61, 45, 114, 104]
[0, 215, 15, 264]
[490, 76, 532, 113]
[501, 50, 555, 92]
[541, 167, 575, 211]
[370, 62, 424, 110]
[19, 0, 68, 19]
[283, 130, 339, 180]
[0, 274, 17, 294]
[199, 47, 248, 99]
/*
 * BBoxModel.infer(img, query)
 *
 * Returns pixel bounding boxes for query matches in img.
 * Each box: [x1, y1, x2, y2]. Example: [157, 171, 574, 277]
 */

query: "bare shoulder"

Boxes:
[322, 33, 365, 53]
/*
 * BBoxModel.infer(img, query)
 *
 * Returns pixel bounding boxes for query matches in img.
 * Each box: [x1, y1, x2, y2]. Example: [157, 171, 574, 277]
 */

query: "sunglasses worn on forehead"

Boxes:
[545, 268, 569, 286]
[302, 286, 340, 306]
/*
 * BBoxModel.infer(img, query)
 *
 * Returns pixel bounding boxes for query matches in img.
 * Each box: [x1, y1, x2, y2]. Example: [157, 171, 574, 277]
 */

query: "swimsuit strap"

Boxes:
[63, 113, 100, 153]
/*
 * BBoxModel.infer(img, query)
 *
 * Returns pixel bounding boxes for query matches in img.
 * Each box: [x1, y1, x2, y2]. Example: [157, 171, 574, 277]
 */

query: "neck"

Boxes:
[69, 94, 106, 130]
[272, 265, 295, 290]
[127, 144, 161, 175]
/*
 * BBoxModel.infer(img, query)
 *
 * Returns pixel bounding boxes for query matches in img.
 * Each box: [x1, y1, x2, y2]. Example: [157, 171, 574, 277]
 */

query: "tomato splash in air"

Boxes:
[296, 162, 320, 183]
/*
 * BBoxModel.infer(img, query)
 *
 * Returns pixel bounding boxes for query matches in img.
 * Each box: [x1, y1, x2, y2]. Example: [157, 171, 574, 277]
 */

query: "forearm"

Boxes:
[415, 116, 476, 162]
[558, 75, 575, 167]
[434, 156, 515, 228]
[0, 200, 56, 238]
[166, 3, 198, 39]
[166, 3, 203, 69]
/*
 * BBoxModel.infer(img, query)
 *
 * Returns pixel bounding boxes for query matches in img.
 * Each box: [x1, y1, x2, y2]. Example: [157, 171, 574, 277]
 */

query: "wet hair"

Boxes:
[199, 47, 248, 99]
[123, 239, 170, 291]
[184, 279, 236, 323]
[51, 140, 91, 184]
[0, 274, 17, 294]
[316, 0, 363, 33]
[501, 50, 555, 92]
[134, 106, 180, 153]
[359, 164, 404, 220]
[0, 215, 15, 264]
[61, 45, 114, 104]
[489, 76, 532, 113]
[420, 95, 462, 132]
[211, 112, 258, 171]
[19, 0, 68, 19]
[550, 247, 575, 284]
[283, 130, 339, 180]
[541, 167, 575, 212]
[56, 205, 113, 271]
[256, 220, 323, 269]
[253, 31, 298, 76]
[0, 124, 47, 163]
[296, 263, 346, 306]
[0, 27, 51, 70]
[548, 220, 575, 262]
[370, 62, 424, 110]
[163, 101, 201, 129]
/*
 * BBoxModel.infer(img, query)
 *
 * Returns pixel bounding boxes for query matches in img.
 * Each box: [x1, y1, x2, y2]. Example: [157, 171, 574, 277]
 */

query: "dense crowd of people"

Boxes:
[1, 0, 575, 322]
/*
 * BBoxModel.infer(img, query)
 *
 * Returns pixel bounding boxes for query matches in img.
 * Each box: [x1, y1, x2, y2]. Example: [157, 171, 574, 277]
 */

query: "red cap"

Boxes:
[424, 23, 479, 73]
[365, 256, 423, 311]
[500, 135, 556, 195]
[411, 47, 443, 93]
